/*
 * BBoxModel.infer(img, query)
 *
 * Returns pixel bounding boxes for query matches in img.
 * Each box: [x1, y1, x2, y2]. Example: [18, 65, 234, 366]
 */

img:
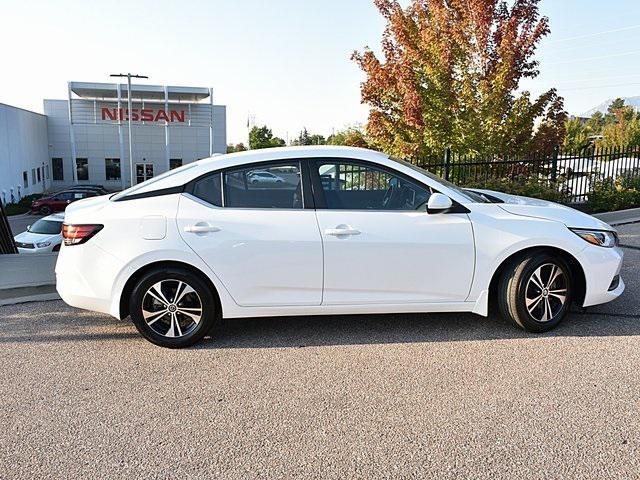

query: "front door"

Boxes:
[311, 159, 475, 305]
[177, 160, 323, 307]
[136, 163, 154, 184]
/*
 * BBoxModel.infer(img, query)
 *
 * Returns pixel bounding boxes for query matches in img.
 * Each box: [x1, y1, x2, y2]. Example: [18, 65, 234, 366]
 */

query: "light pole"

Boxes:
[110, 73, 148, 187]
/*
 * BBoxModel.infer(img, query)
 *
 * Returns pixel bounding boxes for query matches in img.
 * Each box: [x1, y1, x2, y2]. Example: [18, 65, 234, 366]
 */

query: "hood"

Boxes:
[469, 189, 614, 231]
[14, 231, 60, 244]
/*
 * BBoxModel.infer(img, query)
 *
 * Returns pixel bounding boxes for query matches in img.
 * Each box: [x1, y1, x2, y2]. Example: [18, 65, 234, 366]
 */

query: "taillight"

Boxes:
[62, 224, 103, 246]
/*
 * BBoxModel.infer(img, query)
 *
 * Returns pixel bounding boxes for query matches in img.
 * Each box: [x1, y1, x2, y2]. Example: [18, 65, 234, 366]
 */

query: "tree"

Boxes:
[227, 143, 247, 153]
[327, 125, 371, 148]
[291, 128, 326, 146]
[532, 95, 567, 152]
[352, 0, 562, 159]
[599, 106, 640, 148]
[563, 118, 592, 152]
[248, 126, 286, 150]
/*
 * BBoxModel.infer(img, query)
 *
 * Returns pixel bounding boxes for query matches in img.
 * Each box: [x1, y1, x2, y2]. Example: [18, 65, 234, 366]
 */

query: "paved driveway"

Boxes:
[1, 226, 639, 479]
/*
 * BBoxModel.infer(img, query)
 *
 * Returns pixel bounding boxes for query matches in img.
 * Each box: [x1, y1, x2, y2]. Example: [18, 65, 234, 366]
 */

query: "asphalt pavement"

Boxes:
[0, 225, 639, 479]
[7, 213, 43, 237]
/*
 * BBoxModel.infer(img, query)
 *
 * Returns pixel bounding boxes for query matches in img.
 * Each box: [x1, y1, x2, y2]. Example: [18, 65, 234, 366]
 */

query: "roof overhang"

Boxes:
[69, 82, 210, 102]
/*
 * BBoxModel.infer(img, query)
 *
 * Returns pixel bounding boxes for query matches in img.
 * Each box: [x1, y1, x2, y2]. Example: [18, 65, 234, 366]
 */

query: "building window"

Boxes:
[23, 171, 28, 188]
[76, 158, 89, 181]
[37, 168, 41, 183]
[32, 169, 36, 185]
[105, 158, 121, 181]
[52, 158, 64, 181]
[170, 158, 183, 170]
[45, 165, 50, 180]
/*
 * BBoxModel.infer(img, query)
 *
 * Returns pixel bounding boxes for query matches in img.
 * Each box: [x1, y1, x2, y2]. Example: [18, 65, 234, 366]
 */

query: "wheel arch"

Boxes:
[118, 260, 223, 320]
[488, 246, 586, 311]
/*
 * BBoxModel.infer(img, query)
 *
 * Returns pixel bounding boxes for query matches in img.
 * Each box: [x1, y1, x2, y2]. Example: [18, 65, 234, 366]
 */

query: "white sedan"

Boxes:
[14, 213, 65, 253]
[55, 147, 624, 348]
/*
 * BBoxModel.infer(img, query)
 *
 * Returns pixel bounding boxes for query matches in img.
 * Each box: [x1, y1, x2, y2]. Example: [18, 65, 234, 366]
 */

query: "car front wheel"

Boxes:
[498, 252, 573, 333]
[39, 205, 52, 215]
[129, 268, 217, 348]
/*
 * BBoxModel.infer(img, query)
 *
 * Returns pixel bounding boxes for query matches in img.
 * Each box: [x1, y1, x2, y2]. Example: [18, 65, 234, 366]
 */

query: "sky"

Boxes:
[1, 0, 640, 145]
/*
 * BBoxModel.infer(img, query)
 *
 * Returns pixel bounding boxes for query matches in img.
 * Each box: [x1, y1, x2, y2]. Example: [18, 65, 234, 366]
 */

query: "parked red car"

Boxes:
[31, 190, 100, 215]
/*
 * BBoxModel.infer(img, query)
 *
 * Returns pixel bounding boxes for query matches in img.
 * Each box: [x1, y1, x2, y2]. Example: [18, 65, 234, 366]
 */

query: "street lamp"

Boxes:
[110, 73, 148, 187]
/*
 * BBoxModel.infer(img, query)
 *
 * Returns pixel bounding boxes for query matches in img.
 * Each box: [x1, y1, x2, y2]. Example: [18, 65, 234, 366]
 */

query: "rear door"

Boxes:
[311, 158, 475, 305]
[177, 160, 323, 307]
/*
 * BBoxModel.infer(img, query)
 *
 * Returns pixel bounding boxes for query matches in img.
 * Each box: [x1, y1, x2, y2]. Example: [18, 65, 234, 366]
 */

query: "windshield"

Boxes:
[29, 219, 62, 235]
[390, 156, 486, 202]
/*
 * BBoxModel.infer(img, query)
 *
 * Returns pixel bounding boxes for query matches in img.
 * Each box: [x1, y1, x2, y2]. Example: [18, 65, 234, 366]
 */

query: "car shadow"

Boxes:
[196, 304, 640, 350]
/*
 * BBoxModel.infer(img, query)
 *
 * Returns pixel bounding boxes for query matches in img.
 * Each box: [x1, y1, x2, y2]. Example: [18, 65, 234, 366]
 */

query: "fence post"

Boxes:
[444, 147, 451, 181]
[551, 145, 559, 183]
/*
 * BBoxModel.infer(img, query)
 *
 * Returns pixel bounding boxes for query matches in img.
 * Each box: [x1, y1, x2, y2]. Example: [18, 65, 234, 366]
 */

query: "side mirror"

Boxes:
[427, 193, 453, 214]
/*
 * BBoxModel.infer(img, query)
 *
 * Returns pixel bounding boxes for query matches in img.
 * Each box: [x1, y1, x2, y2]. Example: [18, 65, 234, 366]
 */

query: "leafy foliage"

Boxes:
[290, 128, 326, 146]
[588, 168, 640, 213]
[227, 143, 247, 153]
[353, 0, 563, 160]
[248, 126, 286, 150]
[326, 125, 371, 148]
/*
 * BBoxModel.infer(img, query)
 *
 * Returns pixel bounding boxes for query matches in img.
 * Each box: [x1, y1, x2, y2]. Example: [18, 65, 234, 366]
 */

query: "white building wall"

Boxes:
[44, 99, 226, 190]
[0, 103, 49, 205]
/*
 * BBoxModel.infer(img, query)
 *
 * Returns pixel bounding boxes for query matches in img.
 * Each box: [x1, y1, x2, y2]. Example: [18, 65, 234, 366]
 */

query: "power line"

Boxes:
[545, 50, 640, 66]
[548, 24, 640, 44]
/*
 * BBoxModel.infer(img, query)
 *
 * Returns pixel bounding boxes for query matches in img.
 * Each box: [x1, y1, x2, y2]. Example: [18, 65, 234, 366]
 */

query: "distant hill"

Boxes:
[582, 96, 640, 117]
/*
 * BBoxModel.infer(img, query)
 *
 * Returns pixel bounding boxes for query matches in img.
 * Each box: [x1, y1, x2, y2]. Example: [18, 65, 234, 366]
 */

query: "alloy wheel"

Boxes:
[141, 279, 203, 338]
[524, 263, 568, 322]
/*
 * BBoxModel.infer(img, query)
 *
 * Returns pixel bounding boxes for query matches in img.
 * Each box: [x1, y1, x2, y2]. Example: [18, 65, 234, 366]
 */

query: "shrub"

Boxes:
[3, 203, 29, 216]
[587, 171, 640, 213]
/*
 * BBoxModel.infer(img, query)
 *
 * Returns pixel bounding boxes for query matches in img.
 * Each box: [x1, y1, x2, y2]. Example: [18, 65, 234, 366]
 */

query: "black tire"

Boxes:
[129, 267, 217, 348]
[497, 251, 573, 333]
[39, 205, 52, 215]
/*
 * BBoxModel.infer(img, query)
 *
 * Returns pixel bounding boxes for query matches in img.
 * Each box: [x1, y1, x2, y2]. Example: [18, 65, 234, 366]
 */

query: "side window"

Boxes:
[191, 172, 222, 207]
[316, 160, 431, 210]
[224, 162, 302, 209]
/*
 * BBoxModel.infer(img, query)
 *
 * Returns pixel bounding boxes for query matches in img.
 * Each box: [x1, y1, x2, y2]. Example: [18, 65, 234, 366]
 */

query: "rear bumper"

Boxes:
[577, 244, 625, 307]
[55, 243, 124, 317]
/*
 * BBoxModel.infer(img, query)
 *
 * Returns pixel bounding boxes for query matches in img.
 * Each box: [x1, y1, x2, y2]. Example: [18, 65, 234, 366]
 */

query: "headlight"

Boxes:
[570, 228, 618, 248]
[36, 241, 51, 248]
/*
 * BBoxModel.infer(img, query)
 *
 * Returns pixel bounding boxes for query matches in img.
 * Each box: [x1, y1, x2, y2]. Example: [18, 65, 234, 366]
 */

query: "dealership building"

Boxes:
[0, 81, 226, 204]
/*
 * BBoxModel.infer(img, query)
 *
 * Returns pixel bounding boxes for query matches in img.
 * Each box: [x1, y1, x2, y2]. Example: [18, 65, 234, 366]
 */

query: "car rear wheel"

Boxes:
[129, 268, 217, 348]
[498, 252, 573, 333]
[39, 205, 52, 215]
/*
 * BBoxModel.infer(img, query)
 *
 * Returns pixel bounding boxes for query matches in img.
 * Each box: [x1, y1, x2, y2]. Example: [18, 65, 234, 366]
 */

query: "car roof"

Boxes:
[41, 213, 65, 222]
[111, 146, 471, 205]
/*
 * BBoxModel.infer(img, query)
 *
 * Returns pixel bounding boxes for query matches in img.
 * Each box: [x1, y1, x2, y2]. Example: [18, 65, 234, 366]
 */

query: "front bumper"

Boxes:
[576, 244, 625, 307]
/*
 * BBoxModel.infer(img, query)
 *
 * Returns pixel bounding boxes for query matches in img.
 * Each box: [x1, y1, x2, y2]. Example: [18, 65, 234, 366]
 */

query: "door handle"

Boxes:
[325, 225, 361, 237]
[184, 224, 220, 234]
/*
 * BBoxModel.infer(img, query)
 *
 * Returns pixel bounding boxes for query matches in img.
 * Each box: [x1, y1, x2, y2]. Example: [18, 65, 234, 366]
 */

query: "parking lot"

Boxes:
[0, 223, 639, 479]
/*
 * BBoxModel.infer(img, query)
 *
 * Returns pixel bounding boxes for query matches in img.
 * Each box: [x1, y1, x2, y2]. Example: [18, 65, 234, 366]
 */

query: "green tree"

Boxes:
[291, 128, 326, 146]
[248, 126, 286, 150]
[352, 0, 561, 159]
[563, 118, 592, 152]
[599, 106, 640, 148]
[227, 143, 247, 153]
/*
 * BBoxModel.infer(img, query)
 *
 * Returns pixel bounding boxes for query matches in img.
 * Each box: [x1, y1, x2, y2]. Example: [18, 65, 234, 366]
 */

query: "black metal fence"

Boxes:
[414, 145, 640, 204]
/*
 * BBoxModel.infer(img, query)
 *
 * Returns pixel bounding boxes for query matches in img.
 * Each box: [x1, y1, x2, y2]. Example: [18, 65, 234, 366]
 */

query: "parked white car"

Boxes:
[14, 213, 65, 253]
[56, 147, 624, 348]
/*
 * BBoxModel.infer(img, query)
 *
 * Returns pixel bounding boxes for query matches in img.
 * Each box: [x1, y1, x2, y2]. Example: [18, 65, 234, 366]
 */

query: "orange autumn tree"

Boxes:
[353, 0, 565, 160]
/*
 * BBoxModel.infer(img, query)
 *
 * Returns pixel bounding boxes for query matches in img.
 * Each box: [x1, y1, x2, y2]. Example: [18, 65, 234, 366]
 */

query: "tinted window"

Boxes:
[192, 173, 222, 207]
[76, 158, 89, 181]
[52, 158, 63, 181]
[316, 161, 431, 210]
[105, 158, 121, 181]
[224, 162, 302, 209]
